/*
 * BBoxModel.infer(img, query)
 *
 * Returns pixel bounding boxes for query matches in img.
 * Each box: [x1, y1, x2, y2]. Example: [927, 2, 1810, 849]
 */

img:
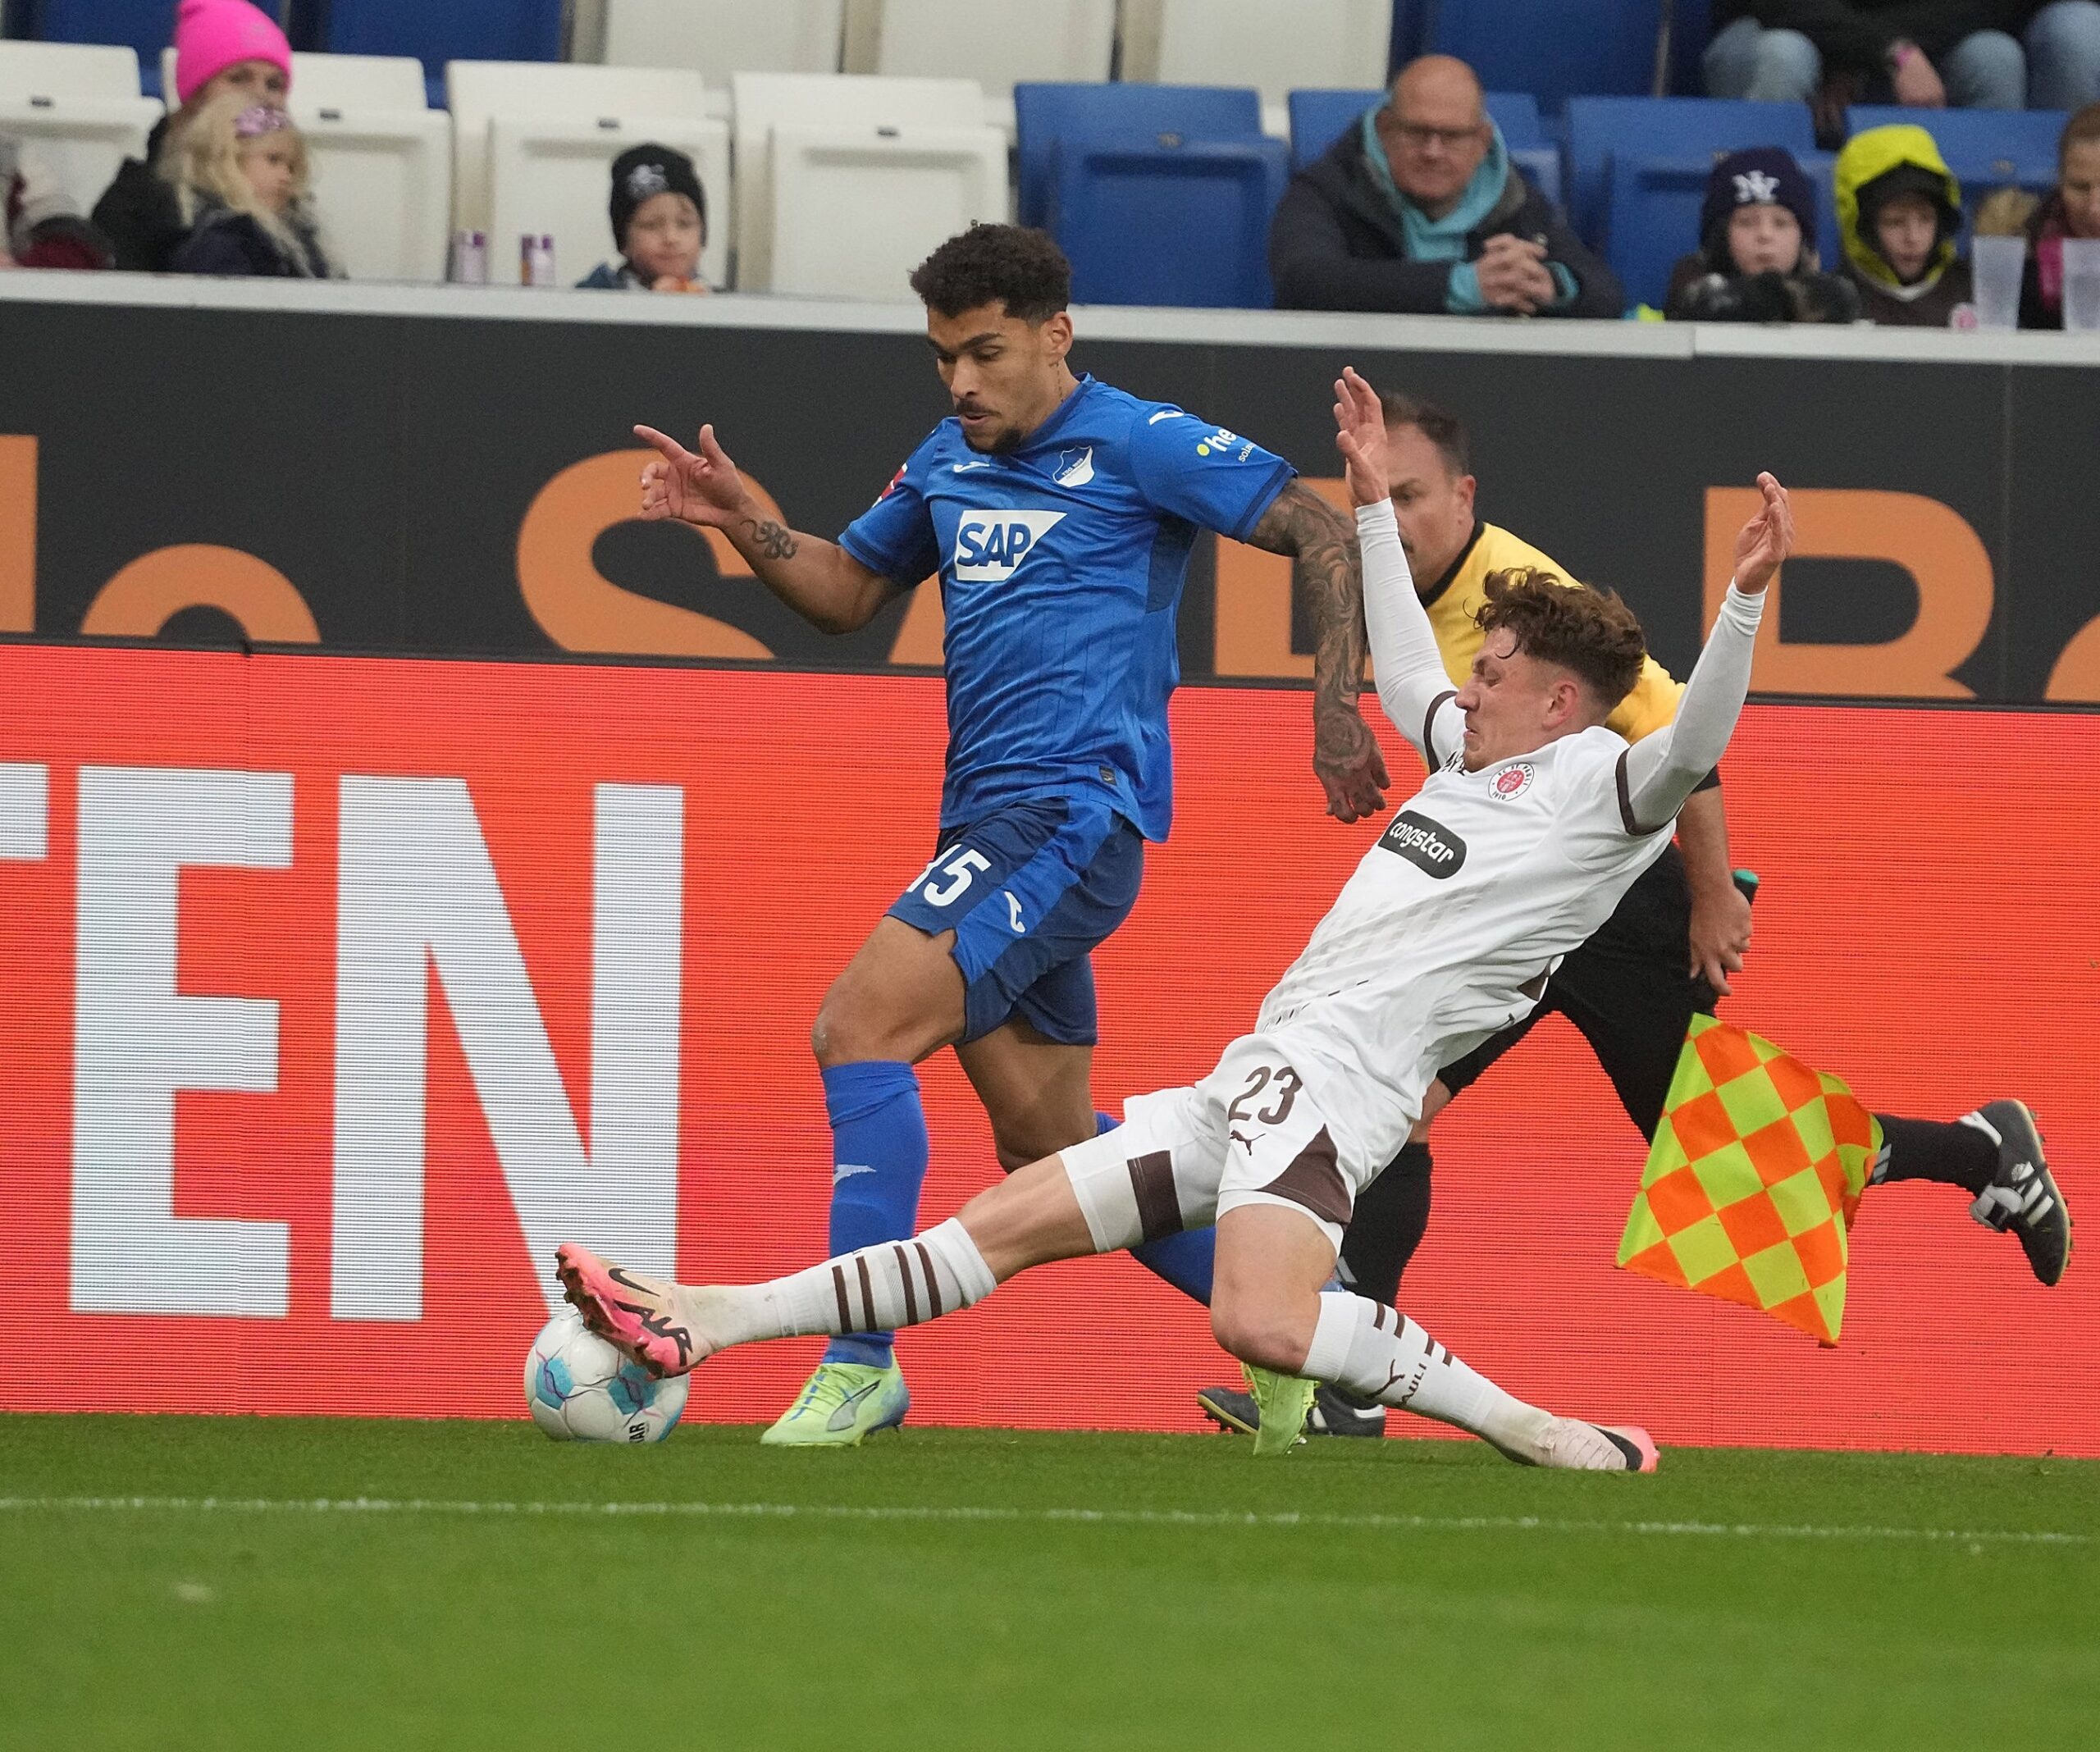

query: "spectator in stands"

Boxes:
[1269, 55, 1622, 317]
[92, 0, 293, 272]
[1707, 3, 2100, 113]
[2019, 101, 2100, 322]
[579, 144, 710, 293]
[1835, 123, 1974, 322]
[2, 135, 113, 271]
[166, 97, 336, 279]
[1666, 147, 1860, 320]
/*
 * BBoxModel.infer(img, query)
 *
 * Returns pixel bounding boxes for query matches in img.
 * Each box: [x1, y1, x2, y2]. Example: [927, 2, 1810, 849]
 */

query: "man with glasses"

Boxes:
[1271, 55, 1623, 317]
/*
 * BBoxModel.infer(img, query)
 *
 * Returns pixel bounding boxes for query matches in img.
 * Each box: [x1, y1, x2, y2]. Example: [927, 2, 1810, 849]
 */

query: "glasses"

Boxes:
[1388, 118, 1485, 152]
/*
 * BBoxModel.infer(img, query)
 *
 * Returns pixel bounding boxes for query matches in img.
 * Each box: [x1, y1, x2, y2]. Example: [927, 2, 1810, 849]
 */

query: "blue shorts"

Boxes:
[888, 793, 1145, 1047]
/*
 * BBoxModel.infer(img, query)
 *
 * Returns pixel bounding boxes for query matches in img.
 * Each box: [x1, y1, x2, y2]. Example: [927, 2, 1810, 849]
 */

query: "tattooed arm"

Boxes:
[1246, 478, 1390, 823]
[635, 421, 899, 633]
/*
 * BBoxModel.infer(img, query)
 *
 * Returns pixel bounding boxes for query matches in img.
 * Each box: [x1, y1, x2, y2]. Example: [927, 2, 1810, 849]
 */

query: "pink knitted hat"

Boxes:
[174, 0, 293, 109]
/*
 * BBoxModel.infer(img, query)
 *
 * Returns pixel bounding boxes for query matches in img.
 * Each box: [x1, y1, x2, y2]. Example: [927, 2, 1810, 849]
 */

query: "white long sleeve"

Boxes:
[1357, 498, 1456, 762]
[1620, 583, 1765, 829]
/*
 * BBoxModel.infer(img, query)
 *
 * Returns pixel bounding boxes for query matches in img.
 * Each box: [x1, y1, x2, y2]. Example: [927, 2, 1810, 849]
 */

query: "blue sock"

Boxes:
[818, 1061, 929, 1368]
[1099, 1110, 1216, 1307]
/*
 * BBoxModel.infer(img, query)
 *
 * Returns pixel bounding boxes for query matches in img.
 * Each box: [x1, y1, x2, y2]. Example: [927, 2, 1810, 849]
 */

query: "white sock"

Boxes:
[1303, 1291, 1554, 1459]
[677, 1218, 997, 1352]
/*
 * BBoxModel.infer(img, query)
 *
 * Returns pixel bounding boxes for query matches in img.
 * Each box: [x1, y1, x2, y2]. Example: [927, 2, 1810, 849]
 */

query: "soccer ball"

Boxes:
[523, 1307, 688, 1443]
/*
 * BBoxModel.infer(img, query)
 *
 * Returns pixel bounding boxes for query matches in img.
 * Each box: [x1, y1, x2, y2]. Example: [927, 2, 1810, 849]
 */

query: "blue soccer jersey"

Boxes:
[838, 375, 1294, 840]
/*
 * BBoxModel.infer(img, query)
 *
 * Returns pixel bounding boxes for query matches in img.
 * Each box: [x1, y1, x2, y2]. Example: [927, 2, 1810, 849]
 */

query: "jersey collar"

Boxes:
[1418, 520, 1484, 609]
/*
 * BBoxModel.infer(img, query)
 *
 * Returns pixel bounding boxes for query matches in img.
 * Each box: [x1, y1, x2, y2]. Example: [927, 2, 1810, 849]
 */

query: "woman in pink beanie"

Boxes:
[90, 0, 294, 272]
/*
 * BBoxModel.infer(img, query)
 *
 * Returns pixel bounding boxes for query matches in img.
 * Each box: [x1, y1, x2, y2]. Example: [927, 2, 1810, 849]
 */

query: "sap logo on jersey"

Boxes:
[953, 510, 1066, 582]
[1377, 809, 1467, 877]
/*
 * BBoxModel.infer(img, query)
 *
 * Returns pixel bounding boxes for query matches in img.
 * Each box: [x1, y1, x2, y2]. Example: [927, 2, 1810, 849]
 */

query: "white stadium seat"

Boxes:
[767, 121, 1007, 299]
[729, 72, 984, 290]
[486, 113, 730, 288]
[299, 109, 452, 282]
[161, 48, 431, 112]
[445, 60, 712, 240]
[0, 94, 161, 219]
[842, 0, 1116, 99]
[1121, 0, 1393, 108]
[0, 39, 143, 100]
[598, 0, 844, 85]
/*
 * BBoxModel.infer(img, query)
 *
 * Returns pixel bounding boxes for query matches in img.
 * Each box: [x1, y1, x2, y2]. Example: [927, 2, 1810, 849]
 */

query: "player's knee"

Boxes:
[1209, 1297, 1309, 1377]
[810, 983, 894, 1067]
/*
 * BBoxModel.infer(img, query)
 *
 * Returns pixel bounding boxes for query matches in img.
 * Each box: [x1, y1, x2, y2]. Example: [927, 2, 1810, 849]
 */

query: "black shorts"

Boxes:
[1436, 844, 1718, 1140]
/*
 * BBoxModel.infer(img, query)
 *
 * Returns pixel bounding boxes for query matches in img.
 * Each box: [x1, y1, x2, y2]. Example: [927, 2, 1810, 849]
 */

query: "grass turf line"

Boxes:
[2, 1413, 2096, 1751]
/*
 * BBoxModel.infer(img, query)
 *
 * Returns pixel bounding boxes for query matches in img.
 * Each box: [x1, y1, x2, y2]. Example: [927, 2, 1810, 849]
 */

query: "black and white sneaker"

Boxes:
[1964, 1100, 2072, 1287]
[1196, 1380, 1387, 1439]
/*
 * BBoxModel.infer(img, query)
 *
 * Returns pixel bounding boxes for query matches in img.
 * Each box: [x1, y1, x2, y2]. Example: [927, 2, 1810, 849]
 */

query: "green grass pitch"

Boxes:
[2, 1414, 2096, 1751]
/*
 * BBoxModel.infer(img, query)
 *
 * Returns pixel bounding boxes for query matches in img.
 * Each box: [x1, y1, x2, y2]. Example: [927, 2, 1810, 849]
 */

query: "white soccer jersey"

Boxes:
[1249, 499, 1766, 1184]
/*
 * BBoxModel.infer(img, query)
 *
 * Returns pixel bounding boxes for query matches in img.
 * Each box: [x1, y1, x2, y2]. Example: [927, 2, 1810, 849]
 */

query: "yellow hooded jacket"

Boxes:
[1835, 123, 1962, 295]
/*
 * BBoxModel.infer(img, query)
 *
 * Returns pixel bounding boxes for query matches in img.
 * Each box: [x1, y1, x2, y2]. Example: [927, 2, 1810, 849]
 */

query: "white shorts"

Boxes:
[1061, 1033, 1363, 1254]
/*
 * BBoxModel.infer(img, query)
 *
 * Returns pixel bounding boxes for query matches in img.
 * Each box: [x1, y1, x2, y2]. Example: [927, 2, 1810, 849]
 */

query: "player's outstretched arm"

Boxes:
[1623, 474, 1792, 828]
[1333, 367, 1457, 764]
[1247, 478, 1390, 824]
[633, 422, 897, 634]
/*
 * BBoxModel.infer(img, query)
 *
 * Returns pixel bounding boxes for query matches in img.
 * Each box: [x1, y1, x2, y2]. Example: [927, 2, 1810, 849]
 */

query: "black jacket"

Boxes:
[1268, 127, 1624, 317]
[171, 202, 333, 278]
[90, 116, 189, 274]
[1711, 2, 2036, 71]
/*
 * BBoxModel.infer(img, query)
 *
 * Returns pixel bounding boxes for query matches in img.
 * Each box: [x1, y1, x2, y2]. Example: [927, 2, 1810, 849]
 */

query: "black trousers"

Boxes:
[1339, 845, 1719, 1303]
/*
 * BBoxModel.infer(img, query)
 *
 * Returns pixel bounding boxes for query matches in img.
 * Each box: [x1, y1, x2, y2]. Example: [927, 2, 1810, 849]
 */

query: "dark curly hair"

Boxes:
[909, 224, 1071, 322]
[1476, 568, 1646, 709]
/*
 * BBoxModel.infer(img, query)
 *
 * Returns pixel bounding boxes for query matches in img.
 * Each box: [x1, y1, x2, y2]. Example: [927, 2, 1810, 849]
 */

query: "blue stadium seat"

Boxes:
[1846, 105, 2070, 198]
[1564, 95, 1815, 249]
[1014, 82, 1262, 230]
[25, 0, 176, 95]
[317, 0, 563, 107]
[1046, 130, 1290, 307]
[1286, 85, 1545, 171]
[1430, 0, 1664, 111]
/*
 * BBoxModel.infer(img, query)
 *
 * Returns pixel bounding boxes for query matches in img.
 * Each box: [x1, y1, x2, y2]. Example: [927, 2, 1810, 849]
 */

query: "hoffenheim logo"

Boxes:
[953, 509, 1066, 581]
[1053, 446, 1095, 487]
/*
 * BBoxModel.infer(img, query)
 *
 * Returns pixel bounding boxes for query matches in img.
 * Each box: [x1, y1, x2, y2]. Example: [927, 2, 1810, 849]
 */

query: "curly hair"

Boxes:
[1476, 568, 1646, 709]
[909, 224, 1071, 322]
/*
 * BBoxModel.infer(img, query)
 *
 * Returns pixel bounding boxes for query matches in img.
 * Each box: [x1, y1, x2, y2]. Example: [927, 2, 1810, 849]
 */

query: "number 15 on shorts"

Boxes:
[915, 845, 989, 907]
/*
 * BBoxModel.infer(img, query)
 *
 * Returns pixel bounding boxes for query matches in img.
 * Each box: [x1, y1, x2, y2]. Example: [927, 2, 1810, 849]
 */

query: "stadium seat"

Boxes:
[0, 37, 143, 99]
[161, 47, 430, 111]
[767, 121, 1007, 299]
[1846, 105, 2070, 198]
[301, 107, 452, 281]
[486, 112, 728, 288]
[841, 0, 1114, 103]
[730, 72, 986, 290]
[322, 0, 565, 108]
[0, 89, 159, 217]
[445, 60, 710, 241]
[1121, 0, 1394, 111]
[1047, 129, 1290, 307]
[1013, 80, 1262, 230]
[1564, 95, 1815, 250]
[1430, 0, 1664, 111]
[22, 0, 170, 95]
[598, 0, 843, 87]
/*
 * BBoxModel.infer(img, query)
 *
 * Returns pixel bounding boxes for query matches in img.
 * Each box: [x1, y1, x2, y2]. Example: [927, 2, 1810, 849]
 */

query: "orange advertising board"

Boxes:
[0, 643, 2092, 1454]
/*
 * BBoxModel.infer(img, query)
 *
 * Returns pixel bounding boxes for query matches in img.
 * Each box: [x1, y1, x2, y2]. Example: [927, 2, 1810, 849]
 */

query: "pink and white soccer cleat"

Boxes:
[1536, 1419, 1659, 1472]
[555, 1243, 703, 1379]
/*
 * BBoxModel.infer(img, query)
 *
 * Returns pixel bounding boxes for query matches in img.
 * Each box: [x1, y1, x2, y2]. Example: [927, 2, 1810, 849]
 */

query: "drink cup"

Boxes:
[1970, 235, 2025, 330]
[2062, 238, 2100, 333]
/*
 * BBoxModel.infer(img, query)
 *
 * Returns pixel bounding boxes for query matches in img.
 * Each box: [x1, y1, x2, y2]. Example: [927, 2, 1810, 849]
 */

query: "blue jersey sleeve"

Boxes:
[838, 453, 941, 587]
[1127, 410, 1295, 542]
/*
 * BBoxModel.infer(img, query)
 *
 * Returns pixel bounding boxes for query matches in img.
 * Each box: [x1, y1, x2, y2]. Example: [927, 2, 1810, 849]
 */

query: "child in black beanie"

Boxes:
[579, 143, 709, 292]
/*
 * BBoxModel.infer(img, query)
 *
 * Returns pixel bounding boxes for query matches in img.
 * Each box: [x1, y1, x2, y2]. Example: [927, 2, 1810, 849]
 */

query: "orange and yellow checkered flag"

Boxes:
[1617, 1016, 1882, 1347]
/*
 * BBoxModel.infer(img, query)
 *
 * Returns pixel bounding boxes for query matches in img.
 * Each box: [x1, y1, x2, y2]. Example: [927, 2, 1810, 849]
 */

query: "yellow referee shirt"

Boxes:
[1421, 522, 1683, 744]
